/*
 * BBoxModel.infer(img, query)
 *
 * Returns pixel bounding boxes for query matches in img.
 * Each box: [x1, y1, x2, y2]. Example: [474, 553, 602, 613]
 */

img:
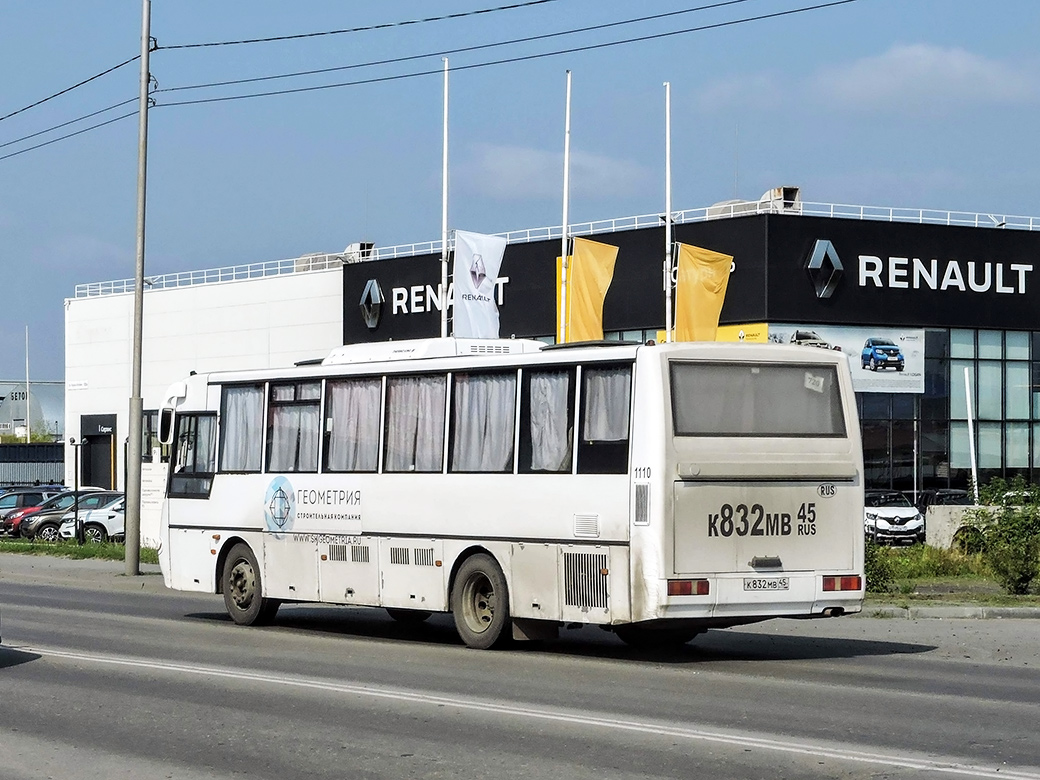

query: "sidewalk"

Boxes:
[859, 603, 1040, 619]
[0, 552, 168, 594]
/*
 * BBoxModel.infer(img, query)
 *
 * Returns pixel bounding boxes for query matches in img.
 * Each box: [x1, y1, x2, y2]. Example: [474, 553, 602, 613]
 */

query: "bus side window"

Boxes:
[449, 371, 517, 473]
[325, 377, 381, 473]
[577, 364, 631, 475]
[169, 413, 217, 498]
[384, 375, 446, 473]
[219, 385, 264, 472]
[266, 381, 321, 473]
[518, 367, 574, 474]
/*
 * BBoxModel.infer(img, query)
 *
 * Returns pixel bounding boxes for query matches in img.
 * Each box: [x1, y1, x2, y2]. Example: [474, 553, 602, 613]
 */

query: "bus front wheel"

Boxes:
[222, 543, 280, 626]
[451, 554, 511, 649]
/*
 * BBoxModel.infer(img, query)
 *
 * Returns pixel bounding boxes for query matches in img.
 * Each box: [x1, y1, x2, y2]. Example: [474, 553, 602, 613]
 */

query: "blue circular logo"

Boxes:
[264, 476, 296, 531]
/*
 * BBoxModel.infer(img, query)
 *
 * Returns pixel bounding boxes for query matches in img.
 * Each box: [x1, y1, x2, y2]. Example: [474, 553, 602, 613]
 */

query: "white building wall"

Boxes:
[64, 267, 345, 505]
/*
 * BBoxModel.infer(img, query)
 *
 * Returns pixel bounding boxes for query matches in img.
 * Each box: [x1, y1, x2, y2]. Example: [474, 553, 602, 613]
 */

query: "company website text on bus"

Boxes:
[158, 338, 865, 649]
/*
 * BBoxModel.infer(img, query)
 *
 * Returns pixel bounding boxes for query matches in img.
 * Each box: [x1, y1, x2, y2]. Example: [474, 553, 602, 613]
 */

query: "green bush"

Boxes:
[864, 540, 894, 593]
[967, 476, 1040, 595]
[886, 544, 984, 580]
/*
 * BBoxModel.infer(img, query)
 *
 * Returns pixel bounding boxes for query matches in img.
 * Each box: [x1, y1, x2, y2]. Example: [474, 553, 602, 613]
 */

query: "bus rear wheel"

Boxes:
[451, 554, 511, 649]
[222, 543, 280, 626]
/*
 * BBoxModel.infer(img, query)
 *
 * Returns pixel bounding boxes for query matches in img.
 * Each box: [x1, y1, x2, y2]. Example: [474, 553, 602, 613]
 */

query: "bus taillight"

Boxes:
[667, 579, 710, 596]
[822, 575, 862, 591]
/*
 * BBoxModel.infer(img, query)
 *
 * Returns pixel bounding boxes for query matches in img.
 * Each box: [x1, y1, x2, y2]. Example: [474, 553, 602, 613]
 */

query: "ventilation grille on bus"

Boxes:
[328, 544, 370, 563]
[414, 547, 435, 567]
[573, 514, 600, 538]
[468, 344, 511, 354]
[634, 483, 650, 526]
[390, 547, 410, 565]
[564, 552, 609, 610]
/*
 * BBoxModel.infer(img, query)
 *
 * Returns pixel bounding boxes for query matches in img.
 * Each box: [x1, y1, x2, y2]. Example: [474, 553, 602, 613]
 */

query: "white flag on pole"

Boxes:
[452, 229, 506, 338]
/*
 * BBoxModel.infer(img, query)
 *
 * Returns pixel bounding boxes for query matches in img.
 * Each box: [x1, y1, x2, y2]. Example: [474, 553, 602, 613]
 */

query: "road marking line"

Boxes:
[22, 645, 1040, 780]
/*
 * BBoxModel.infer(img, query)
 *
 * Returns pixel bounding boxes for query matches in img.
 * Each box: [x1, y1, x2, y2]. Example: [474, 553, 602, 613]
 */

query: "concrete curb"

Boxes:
[860, 605, 1040, 619]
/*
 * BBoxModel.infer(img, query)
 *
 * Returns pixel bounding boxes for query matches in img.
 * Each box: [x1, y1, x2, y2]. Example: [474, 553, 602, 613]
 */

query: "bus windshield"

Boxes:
[670, 361, 846, 437]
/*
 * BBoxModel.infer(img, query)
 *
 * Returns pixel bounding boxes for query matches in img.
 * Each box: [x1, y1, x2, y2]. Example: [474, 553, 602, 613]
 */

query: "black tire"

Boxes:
[614, 625, 700, 649]
[386, 608, 432, 624]
[222, 543, 280, 626]
[83, 523, 108, 544]
[35, 523, 60, 542]
[896, 365, 904, 372]
[451, 553, 511, 649]
[869, 357, 877, 371]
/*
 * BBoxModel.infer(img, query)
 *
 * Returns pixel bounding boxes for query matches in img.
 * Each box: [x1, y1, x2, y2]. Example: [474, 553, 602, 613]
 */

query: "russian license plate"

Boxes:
[743, 577, 789, 591]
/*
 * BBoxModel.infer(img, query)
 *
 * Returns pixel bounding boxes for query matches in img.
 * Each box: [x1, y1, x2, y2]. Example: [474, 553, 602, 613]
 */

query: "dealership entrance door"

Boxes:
[79, 414, 117, 489]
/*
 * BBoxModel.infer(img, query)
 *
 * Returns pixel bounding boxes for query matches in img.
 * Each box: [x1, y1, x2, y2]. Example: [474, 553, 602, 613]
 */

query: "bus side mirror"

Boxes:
[159, 408, 175, 445]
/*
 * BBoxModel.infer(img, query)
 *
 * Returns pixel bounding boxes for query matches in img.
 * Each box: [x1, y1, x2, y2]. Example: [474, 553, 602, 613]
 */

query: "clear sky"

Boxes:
[1, 0, 1038, 379]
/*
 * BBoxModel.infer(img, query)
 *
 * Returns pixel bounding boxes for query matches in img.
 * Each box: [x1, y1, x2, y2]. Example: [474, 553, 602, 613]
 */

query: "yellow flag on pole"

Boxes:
[674, 243, 733, 342]
[556, 237, 618, 342]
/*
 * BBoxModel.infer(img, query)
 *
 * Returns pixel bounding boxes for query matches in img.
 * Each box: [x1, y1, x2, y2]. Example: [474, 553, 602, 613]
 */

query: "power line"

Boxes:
[0, 98, 137, 152]
[0, 111, 137, 163]
[158, 0, 860, 109]
[159, 0, 756, 94]
[160, 0, 566, 50]
[0, 56, 139, 124]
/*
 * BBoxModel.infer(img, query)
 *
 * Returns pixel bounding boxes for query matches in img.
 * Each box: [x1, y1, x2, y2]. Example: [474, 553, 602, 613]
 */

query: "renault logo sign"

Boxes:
[360, 279, 383, 330]
[806, 239, 843, 299]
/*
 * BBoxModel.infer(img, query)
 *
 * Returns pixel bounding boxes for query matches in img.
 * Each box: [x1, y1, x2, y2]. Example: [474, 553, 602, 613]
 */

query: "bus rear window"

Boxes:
[670, 362, 846, 437]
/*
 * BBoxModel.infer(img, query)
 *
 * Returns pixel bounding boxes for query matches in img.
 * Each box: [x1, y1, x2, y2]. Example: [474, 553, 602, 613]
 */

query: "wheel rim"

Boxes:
[38, 526, 58, 542]
[460, 571, 496, 635]
[84, 527, 105, 544]
[228, 558, 257, 611]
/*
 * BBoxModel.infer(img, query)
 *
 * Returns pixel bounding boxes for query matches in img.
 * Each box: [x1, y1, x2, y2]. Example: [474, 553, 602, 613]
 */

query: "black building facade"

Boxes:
[343, 213, 1040, 491]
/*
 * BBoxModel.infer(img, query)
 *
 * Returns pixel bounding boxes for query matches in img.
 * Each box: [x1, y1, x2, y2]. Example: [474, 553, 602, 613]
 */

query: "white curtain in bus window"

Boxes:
[528, 370, 571, 471]
[670, 363, 846, 436]
[325, 378, 381, 471]
[219, 386, 263, 471]
[582, 366, 631, 442]
[384, 375, 446, 472]
[451, 372, 516, 472]
[268, 382, 320, 472]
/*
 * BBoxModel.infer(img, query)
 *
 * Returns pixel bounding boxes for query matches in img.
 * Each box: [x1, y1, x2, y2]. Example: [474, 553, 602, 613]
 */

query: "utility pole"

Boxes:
[126, 0, 151, 576]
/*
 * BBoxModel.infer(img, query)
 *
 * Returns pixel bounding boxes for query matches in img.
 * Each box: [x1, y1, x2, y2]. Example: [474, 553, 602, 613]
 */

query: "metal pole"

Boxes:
[126, 0, 151, 576]
[559, 70, 572, 344]
[72, 439, 83, 545]
[964, 367, 980, 503]
[440, 58, 450, 338]
[24, 326, 30, 443]
[663, 82, 673, 343]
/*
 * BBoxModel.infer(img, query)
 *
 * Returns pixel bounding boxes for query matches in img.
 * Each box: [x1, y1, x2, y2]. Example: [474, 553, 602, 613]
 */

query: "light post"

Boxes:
[69, 437, 87, 545]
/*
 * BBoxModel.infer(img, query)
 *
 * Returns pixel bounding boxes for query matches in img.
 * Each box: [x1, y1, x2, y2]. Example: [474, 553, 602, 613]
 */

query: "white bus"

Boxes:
[158, 338, 864, 649]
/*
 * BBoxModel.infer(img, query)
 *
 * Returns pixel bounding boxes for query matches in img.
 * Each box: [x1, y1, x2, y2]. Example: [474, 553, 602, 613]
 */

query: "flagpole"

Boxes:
[560, 70, 572, 344]
[664, 81, 673, 343]
[441, 57, 450, 339]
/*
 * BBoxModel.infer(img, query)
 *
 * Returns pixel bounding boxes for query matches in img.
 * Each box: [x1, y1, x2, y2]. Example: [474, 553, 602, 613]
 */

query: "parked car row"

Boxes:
[1, 487, 125, 543]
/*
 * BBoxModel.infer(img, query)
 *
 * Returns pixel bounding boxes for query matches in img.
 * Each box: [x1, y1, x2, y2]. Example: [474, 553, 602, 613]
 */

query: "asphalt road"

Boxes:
[1, 554, 1039, 780]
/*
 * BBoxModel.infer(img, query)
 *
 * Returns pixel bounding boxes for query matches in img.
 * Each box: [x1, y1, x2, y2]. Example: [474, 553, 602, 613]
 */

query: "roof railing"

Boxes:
[74, 200, 1040, 297]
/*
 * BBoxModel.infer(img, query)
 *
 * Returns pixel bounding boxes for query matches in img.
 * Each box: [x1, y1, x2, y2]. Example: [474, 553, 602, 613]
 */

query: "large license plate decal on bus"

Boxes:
[744, 577, 789, 591]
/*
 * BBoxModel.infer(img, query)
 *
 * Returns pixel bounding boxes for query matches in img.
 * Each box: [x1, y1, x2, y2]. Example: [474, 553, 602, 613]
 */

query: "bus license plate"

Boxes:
[744, 577, 789, 591]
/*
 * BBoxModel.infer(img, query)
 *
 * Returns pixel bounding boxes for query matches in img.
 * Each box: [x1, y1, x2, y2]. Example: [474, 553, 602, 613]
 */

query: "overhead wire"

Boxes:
[157, 0, 860, 108]
[0, 55, 139, 123]
[1, 0, 861, 162]
[159, 0, 565, 49]
[158, 0, 756, 94]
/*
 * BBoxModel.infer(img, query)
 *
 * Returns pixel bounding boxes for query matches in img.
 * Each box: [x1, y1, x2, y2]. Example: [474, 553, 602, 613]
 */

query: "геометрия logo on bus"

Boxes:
[265, 476, 296, 532]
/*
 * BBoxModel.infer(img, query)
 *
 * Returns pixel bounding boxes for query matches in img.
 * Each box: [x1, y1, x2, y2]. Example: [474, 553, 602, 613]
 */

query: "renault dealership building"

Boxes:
[65, 193, 1040, 507]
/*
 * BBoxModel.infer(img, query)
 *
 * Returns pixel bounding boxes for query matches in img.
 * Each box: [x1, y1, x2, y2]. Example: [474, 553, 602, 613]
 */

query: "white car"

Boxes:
[59, 497, 125, 543]
[864, 490, 925, 545]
